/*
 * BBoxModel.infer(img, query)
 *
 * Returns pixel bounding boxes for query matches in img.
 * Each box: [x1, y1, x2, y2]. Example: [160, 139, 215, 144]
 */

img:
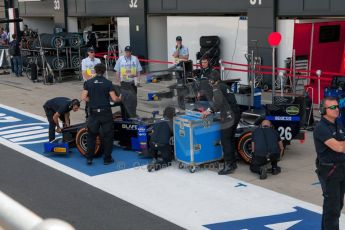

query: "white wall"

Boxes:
[147, 16, 168, 71]
[67, 17, 78, 33]
[117, 17, 130, 55]
[23, 17, 55, 34]
[167, 16, 248, 83]
[277, 19, 295, 71]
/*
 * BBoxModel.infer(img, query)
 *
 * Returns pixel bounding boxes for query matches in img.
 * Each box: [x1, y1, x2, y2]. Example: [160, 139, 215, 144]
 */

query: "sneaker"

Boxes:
[218, 163, 237, 175]
[259, 167, 267, 180]
[272, 167, 281, 175]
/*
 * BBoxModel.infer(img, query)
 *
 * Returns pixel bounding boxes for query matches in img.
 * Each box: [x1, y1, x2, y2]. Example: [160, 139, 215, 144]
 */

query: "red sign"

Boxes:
[268, 32, 282, 47]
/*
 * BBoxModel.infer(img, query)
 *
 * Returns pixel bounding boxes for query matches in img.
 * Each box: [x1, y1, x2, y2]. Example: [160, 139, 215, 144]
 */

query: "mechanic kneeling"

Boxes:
[147, 106, 176, 171]
[202, 72, 241, 175]
[313, 96, 345, 230]
[250, 119, 284, 180]
[82, 63, 121, 166]
[43, 97, 80, 142]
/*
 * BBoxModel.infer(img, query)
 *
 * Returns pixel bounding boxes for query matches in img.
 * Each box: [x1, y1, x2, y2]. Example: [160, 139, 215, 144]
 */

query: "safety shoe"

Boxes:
[87, 158, 93, 165]
[104, 158, 115, 165]
[259, 167, 267, 180]
[218, 163, 237, 175]
[272, 167, 281, 175]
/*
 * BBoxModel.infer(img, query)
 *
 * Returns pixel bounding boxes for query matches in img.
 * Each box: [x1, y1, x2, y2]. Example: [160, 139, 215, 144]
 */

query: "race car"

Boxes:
[62, 110, 256, 163]
[62, 112, 157, 157]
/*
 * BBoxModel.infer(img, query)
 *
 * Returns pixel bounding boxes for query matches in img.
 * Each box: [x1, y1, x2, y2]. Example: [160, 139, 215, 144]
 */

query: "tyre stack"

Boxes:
[196, 36, 221, 67]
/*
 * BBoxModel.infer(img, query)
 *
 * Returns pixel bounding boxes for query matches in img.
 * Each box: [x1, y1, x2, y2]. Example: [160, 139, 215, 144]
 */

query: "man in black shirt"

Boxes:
[202, 72, 241, 175]
[313, 96, 345, 230]
[250, 119, 284, 179]
[82, 63, 121, 165]
[43, 97, 80, 142]
[195, 57, 217, 103]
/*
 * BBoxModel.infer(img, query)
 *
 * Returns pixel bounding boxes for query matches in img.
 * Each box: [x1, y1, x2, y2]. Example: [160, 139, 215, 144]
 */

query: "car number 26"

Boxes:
[278, 126, 292, 141]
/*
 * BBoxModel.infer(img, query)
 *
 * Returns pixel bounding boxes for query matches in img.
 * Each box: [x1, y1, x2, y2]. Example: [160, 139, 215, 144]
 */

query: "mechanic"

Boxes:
[147, 106, 176, 171]
[82, 63, 121, 165]
[250, 119, 284, 180]
[43, 97, 80, 142]
[195, 56, 218, 103]
[81, 47, 101, 119]
[113, 84, 136, 120]
[114, 46, 142, 118]
[172, 36, 189, 64]
[202, 72, 241, 175]
[313, 96, 345, 230]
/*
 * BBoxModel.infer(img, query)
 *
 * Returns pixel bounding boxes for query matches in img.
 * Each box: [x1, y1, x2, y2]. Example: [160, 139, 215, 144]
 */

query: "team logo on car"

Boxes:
[286, 106, 299, 115]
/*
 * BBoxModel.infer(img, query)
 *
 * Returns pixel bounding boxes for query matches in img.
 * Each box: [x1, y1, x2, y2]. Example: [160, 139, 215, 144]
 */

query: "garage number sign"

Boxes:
[129, 0, 138, 8]
[250, 0, 262, 5]
[54, 0, 60, 10]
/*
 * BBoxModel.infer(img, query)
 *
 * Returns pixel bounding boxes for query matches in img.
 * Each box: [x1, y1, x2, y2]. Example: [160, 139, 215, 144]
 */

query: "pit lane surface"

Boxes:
[1, 103, 345, 229]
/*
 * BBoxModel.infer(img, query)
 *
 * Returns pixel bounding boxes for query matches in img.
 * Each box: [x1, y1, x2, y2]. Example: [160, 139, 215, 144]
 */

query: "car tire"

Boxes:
[237, 132, 253, 164]
[75, 128, 101, 157]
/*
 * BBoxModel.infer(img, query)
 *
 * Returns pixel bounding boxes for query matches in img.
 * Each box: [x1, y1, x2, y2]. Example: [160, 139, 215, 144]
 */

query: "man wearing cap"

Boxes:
[81, 47, 101, 81]
[172, 36, 189, 63]
[114, 45, 142, 118]
[81, 47, 101, 119]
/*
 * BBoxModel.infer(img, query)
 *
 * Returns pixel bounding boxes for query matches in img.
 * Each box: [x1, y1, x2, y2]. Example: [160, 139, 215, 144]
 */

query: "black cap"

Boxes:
[87, 47, 95, 52]
[124, 46, 132, 52]
[176, 36, 182, 41]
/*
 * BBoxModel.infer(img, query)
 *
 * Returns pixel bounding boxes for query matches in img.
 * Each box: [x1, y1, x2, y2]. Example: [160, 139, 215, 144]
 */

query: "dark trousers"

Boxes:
[316, 162, 345, 230]
[250, 154, 279, 174]
[221, 116, 240, 164]
[87, 111, 114, 161]
[120, 81, 137, 119]
[12, 56, 22, 76]
[85, 102, 89, 119]
[44, 107, 56, 142]
[149, 142, 173, 163]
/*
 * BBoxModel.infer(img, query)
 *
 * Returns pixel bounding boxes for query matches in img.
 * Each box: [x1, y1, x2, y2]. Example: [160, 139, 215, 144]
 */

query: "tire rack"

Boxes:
[36, 46, 82, 82]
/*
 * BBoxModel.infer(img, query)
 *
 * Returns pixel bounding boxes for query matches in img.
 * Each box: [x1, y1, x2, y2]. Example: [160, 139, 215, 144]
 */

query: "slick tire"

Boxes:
[237, 132, 253, 164]
[75, 128, 101, 157]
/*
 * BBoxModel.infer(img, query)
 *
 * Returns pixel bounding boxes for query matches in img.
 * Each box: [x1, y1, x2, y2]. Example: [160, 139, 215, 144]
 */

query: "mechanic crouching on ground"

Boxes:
[202, 72, 241, 175]
[82, 63, 121, 166]
[250, 119, 284, 180]
[313, 96, 345, 230]
[43, 98, 80, 142]
[114, 46, 142, 118]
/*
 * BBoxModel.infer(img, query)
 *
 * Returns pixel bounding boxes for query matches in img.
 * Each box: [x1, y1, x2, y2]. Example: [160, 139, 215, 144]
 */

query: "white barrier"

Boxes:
[0, 191, 74, 230]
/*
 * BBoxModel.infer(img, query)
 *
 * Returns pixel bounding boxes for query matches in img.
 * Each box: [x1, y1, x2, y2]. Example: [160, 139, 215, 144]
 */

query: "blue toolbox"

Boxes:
[174, 112, 222, 173]
[44, 138, 69, 154]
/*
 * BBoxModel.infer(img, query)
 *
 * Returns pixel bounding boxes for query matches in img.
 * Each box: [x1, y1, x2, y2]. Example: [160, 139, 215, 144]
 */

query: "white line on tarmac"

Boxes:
[0, 126, 44, 135]
[10, 133, 48, 142]
[2, 129, 48, 139]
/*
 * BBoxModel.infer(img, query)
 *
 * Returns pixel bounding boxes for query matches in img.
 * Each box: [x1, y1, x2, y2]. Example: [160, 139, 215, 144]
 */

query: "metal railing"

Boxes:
[0, 191, 74, 230]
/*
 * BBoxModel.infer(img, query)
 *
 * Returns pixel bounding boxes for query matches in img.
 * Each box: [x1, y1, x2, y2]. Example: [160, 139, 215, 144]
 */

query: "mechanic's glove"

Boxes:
[56, 127, 62, 133]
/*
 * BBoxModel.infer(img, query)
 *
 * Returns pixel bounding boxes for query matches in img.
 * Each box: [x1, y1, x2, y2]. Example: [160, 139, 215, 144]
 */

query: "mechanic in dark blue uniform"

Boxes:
[250, 119, 284, 179]
[43, 97, 80, 142]
[195, 57, 216, 105]
[202, 72, 241, 175]
[82, 63, 121, 165]
[313, 96, 345, 230]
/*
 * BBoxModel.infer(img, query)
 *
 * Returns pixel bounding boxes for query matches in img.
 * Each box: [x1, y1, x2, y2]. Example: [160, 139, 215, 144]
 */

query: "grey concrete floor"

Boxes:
[0, 72, 330, 211]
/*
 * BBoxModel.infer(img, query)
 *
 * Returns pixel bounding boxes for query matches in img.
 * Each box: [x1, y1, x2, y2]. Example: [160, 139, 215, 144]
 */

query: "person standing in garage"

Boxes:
[172, 36, 189, 64]
[114, 46, 142, 118]
[313, 96, 345, 230]
[202, 72, 241, 175]
[82, 63, 121, 166]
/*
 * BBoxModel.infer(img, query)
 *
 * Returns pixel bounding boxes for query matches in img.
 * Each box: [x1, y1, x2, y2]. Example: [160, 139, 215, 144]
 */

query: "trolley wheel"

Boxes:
[189, 165, 196, 173]
[75, 128, 101, 158]
[237, 132, 253, 164]
[178, 162, 184, 169]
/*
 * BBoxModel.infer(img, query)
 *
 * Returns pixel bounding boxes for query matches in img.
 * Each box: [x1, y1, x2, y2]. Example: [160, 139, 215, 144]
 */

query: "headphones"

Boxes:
[319, 103, 327, 116]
